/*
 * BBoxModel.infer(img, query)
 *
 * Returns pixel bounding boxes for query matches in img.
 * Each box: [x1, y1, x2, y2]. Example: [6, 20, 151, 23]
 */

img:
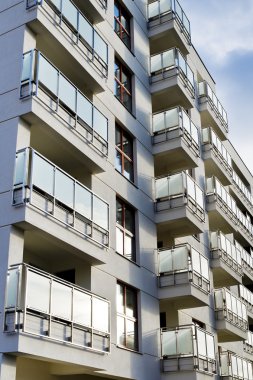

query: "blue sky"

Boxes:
[179, 0, 253, 173]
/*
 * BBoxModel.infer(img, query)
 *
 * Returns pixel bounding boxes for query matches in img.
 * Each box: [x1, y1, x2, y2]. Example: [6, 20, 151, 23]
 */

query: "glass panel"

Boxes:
[177, 52, 187, 76]
[51, 280, 72, 320]
[201, 255, 209, 280]
[220, 353, 229, 376]
[153, 112, 165, 133]
[21, 51, 32, 82]
[62, 0, 78, 29]
[94, 32, 108, 63]
[151, 54, 162, 73]
[178, 328, 193, 355]
[231, 355, 238, 376]
[156, 177, 168, 198]
[186, 175, 195, 200]
[169, 173, 184, 195]
[148, 2, 159, 18]
[162, 330, 176, 356]
[77, 92, 92, 127]
[215, 290, 223, 309]
[38, 55, 58, 96]
[159, 249, 172, 273]
[116, 227, 124, 255]
[173, 246, 188, 271]
[58, 75, 76, 112]
[26, 271, 50, 314]
[73, 290, 91, 326]
[126, 319, 137, 350]
[206, 334, 215, 359]
[198, 82, 205, 96]
[124, 160, 134, 182]
[75, 183, 91, 219]
[79, 14, 93, 47]
[162, 50, 175, 68]
[126, 287, 136, 318]
[116, 283, 124, 314]
[93, 108, 108, 140]
[93, 196, 108, 230]
[55, 169, 74, 208]
[197, 329, 207, 357]
[165, 107, 179, 129]
[160, 0, 171, 14]
[237, 358, 243, 378]
[14, 151, 27, 186]
[33, 153, 54, 195]
[92, 298, 109, 332]
[117, 315, 125, 345]
[6, 268, 19, 308]
[191, 248, 200, 274]
[50, 0, 61, 10]
[125, 234, 134, 260]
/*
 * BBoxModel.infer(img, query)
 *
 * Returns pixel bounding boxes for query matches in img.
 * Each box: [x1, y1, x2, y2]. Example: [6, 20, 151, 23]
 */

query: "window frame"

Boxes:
[116, 198, 135, 262]
[116, 282, 138, 351]
[115, 124, 134, 182]
[114, 0, 131, 49]
[114, 58, 132, 112]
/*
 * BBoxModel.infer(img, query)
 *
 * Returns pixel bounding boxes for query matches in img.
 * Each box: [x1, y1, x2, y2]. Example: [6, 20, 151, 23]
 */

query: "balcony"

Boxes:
[26, 0, 108, 84]
[155, 171, 205, 238]
[210, 231, 243, 287]
[220, 351, 253, 380]
[13, 148, 109, 249]
[236, 285, 253, 321]
[231, 171, 253, 216]
[20, 50, 108, 171]
[158, 244, 210, 308]
[148, 0, 191, 56]
[202, 127, 233, 185]
[152, 106, 200, 176]
[244, 331, 253, 356]
[214, 288, 248, 341]
[236, 241, 253, 283]
[198, 81, 228, 139]
[161, 325, 216, 375]
[206, 177, 253, 246]
[4, 264, 110, 354]
[150, 48, 195, 112]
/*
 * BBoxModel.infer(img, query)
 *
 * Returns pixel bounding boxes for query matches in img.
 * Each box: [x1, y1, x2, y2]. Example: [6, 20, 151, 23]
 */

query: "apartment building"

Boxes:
[0, 0, 253, 379]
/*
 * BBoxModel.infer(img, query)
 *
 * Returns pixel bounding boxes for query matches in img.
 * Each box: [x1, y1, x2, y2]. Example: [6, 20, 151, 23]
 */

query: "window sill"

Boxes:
[115, 250, 141, 268]
[115, 168, 138, 189]
[114, 95, 136, 119]
[116, 344, 142, 355]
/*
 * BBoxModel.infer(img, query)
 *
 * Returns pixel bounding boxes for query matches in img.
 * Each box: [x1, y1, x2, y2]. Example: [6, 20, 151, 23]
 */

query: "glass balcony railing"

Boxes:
[238, 284, 253, 315]
[161, 325, 216, 374]
[20, 50, 108, 155]
[202, 127, 232, 175]
[198, 81, 228, 132]
[5, 264, 110, 352]
[27, 0, 108, 10]
[220, 351, 253, 380]
[152, 106, 200, 154]
[26, 0, 108, 73]
[233, 170, 253, 207]
[155, 171, 205, 221]
[150, 48, 195, 96]
[244, 331, 253, 354]
[235, 240, 253, 277]
[158, 244, 210, 293]
[210, 231, 243, 276]
[13, 148, 109, 247]
[206, 177, 253, 239]
[214, 288, 248, 331]
[148, 0, 191, 44]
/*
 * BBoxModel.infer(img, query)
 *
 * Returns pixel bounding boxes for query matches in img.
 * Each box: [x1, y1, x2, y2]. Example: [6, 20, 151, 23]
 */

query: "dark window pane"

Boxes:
[124, 159, 134, 182]
[116, 199, 123, 225]
[125, 207, 134, 232]
[115, 150, 122, 173]
[126, 287, 136, 317]
[123, 133, 132, 158]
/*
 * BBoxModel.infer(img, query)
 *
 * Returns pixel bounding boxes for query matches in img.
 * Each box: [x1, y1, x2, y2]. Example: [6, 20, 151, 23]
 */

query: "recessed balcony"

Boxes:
[214, 288, 248, 342]
[231, 171, 253, 216]
[152, 106, 200, 176]
[210, 231, 243, 287]
[26, 0, 108, 85]
[198, 81, 228, 140]
[158, 244, 210, 308]
[150, 48, 195, 112]
[202, 127, 233, 185]
[20, 50, 108, 172]
[161, 325, 216, 376]
[206, 177, 253, 246]
[244, 331, 253, 356]
[13, 148, 109, 251]
[148, 0, 191, 56]
[155, 171, 205, 238]
[219, 350, 253, 380]
[236, 285, 253, 322]
[4, 264, 110, 355]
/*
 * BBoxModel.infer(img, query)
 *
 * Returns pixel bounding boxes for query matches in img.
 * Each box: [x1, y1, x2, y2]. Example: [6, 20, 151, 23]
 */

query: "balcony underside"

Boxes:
[156, 204, 204, 238]
[151, 74, 195, 113]
[211, 258, 242, 287]
[242, 267, 253, 285]
[159, 279, 209, 308]
[199, 102, 227, 141]
[203, 150, 232, 186]
[28, 15, 106, 94]
[73, 0, 106, 23]
[153, 134, 199, 176]
[149, 17, 190, 56]
[22, 98, 107, 175]
[216, 319, 247, 342]
[162, 358, 216, 378]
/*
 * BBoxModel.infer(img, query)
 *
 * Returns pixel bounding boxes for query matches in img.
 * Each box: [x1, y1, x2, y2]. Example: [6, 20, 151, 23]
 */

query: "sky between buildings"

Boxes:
[179, 0, 253, 174]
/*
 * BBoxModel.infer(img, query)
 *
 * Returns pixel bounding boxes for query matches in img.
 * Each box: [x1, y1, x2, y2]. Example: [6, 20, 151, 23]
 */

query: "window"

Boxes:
[117, 282, 138, 351]
[115, 125, 134, 181]
[114, 0, 131, 49]
[114, 59, 132, 112]
[116, 198, 135, 261]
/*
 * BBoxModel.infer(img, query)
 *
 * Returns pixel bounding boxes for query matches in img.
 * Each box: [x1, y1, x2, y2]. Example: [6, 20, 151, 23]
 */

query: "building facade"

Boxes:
[0, 1, 253, 379]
